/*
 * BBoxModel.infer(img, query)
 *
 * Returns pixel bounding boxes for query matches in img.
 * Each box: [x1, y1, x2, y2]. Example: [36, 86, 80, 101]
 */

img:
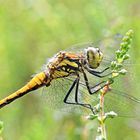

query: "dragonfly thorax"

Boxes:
[83, 47, 103, 69]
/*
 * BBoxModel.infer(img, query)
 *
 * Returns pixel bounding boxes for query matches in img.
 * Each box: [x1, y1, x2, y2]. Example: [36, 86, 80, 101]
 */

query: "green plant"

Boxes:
[87, 29, 134, 140]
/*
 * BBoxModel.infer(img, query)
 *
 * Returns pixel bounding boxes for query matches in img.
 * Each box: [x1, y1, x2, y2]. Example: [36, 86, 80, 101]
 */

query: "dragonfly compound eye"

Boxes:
[84, 47, 103, 69]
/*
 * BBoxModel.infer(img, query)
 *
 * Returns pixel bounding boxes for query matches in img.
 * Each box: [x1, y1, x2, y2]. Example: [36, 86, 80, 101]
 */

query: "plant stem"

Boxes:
[96, 84, 110, 140]
[99, 92, 106, 139]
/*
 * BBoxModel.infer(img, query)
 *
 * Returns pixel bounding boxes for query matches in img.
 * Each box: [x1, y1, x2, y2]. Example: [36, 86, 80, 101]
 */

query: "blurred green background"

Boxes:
[0, 0, 140, 140]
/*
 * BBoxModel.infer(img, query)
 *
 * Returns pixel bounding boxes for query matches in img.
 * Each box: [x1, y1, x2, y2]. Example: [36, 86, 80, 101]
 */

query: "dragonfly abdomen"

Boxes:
[0, 72, 50, 108]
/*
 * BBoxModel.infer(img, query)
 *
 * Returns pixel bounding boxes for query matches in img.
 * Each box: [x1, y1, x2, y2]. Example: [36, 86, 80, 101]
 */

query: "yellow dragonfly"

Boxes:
[0, 46, 108, 111]
[0, 43, 140, 117]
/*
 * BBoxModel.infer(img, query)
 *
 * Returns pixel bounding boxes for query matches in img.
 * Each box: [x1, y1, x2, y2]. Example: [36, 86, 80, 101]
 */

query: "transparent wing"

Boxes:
[76, 75, 140, 118]
[62, 34, 138, 76]
[64, 33, 122, 52]
[104, 88, 140, 118]
[84, 61, 140, 118]
[41, 73, 99, 115]
[40, 64, 140, 118]
[40, 34, 140, 117]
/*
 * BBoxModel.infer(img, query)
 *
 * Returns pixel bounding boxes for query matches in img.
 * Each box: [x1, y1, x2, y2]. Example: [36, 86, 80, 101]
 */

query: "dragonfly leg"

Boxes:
[88, 66, 110, 74]
[88, 70, 112, 78]
[86, 66, 111, 78]
[63, 76, 95, 114]
[82, 69, 107, 95]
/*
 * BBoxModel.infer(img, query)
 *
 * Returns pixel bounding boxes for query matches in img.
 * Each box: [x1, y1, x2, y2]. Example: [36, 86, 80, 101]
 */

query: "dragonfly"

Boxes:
[0, 43, 140, 117]
[0, 46, 109, 110]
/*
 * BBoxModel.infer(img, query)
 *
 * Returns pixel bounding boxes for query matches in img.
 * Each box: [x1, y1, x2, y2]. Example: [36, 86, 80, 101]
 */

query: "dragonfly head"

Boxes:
[84, 47, 103, 69]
